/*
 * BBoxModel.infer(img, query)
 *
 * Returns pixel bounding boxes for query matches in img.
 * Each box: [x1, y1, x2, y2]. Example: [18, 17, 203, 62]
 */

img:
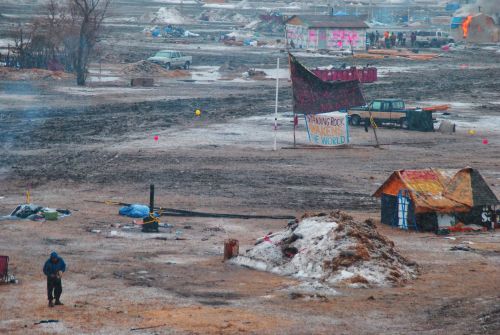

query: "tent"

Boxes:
[373, 167, 498, 231]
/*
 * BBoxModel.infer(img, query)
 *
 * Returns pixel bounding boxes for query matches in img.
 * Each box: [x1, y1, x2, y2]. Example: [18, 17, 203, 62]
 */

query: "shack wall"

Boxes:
[286, 25, 367, 50]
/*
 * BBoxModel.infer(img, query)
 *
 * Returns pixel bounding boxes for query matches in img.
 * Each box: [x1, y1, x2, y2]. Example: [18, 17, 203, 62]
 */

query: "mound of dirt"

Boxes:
[232, 210, 417, 288]
[121, 61, 190, 78]
[0, 68, 73, 81]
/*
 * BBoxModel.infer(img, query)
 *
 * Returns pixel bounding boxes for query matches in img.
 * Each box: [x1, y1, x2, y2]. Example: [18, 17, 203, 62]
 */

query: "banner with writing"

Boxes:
[304, 113, 350, 146]
[289, 53, 365, 114]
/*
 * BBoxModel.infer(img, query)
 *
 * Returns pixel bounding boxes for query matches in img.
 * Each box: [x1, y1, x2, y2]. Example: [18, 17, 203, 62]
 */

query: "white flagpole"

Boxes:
[274, 58, 280, 151]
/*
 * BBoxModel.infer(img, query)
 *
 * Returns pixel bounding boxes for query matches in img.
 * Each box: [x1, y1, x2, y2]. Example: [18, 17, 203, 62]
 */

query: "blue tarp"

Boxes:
[451, 16, 464, 29]
[119, 204, 155, 218]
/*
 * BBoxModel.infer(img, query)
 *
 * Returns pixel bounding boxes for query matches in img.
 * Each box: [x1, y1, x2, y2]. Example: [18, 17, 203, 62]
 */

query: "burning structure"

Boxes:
[451, 0, 500, 43]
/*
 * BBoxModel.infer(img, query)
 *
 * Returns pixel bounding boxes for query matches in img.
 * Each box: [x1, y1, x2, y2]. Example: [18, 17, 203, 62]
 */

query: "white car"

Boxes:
[147, 50, 192, 70]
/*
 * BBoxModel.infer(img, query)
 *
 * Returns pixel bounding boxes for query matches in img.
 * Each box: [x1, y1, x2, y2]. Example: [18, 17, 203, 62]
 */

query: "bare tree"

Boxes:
[71, 0, 111, 86]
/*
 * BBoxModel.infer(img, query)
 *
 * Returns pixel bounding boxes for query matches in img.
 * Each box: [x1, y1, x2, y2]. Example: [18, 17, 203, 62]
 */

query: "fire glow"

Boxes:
[462, 15, 473, 38]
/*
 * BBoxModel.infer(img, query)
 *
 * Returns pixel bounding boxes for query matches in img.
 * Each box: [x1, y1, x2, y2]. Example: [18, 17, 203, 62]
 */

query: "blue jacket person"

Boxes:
[43, 252, 66, 307]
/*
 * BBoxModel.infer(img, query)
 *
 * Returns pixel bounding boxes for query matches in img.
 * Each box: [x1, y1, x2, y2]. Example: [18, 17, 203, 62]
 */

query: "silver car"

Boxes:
[147, 50, 192, 70]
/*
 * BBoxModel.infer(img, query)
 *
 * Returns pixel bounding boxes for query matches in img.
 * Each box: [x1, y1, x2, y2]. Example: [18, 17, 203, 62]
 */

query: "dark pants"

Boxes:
[47, 276, 62, 301]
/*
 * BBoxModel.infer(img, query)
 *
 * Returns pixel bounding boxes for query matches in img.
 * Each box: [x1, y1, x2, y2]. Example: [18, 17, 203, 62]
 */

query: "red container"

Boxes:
[311, 67, 377, 83]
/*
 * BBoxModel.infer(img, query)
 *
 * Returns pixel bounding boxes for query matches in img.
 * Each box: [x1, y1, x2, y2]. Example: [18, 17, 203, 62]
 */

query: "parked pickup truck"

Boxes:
[347, 99, 439, 131]
[415, 31, 454, 48]
[147, 50, 192, 70]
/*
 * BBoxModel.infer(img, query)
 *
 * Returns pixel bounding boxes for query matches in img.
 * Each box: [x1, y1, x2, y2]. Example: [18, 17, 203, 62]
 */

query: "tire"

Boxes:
[400, 118, 409, 129]
[350, 115, 361, 126]
[164, 63, 171, 70]
[183, 61, 190, 70]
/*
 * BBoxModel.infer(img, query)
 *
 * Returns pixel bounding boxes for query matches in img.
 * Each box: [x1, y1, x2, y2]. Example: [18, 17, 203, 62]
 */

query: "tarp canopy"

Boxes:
[373, 167, 498, 214]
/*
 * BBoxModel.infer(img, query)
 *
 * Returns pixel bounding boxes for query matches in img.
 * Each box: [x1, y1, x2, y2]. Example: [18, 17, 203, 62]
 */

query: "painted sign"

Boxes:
[286, 25, 366, 50]
[304, 113, 350, 146]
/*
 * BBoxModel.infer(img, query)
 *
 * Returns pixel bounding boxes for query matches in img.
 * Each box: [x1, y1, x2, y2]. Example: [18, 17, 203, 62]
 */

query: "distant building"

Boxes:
[285, 15, 369, 51]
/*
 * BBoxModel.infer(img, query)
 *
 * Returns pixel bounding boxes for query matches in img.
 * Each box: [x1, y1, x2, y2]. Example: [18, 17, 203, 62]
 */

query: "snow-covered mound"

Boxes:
[232, 211, 418, 288]
[151, 7, 192, 24]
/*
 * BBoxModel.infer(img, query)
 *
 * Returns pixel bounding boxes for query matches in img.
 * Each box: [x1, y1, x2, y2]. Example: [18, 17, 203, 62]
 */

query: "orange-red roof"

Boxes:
[373, 168, 486, 213]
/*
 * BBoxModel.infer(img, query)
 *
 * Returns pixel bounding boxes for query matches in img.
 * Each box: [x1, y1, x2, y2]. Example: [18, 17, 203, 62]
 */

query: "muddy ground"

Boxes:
[1, 1, 500, 334]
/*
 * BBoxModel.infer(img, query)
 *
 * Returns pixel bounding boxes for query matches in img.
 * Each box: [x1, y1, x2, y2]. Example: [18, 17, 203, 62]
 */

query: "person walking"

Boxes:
[43, 251, 66, 307]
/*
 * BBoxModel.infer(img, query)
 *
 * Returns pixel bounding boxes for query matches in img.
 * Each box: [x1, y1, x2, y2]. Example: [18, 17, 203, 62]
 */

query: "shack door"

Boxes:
[318, 29, 327, 49]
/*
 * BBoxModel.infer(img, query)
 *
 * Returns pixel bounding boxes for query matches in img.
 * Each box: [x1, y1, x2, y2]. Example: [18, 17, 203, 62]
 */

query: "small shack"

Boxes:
[373, 167, 499, 232]
[285, 15, 368, 51]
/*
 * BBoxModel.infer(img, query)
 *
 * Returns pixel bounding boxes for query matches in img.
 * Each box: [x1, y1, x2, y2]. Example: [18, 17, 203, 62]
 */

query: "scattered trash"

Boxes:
[223, 238, 239, 260]
[1, 204, 71, 222]
[448, 223, 487, 233]
[231, 211, 417, 288]
[450, 244, 474, 252]
[438, 120, 456, 133]
[34, 320, 59, 325]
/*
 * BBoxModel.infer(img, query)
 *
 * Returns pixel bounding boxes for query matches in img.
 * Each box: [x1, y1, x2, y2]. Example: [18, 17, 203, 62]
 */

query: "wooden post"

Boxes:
[274, 58, 279, 151]
[223, 239, 239, 260]
[368, 110, 380, 148]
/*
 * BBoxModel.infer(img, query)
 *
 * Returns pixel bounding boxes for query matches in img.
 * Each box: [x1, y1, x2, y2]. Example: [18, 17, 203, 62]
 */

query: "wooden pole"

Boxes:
[274, 58, 280, 151]
[368, 110, 380, 147]
[293, 113, 296, 148]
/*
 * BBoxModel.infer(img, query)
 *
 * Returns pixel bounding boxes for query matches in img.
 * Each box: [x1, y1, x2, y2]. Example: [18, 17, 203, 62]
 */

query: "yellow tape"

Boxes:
[370, 116, 378, 129]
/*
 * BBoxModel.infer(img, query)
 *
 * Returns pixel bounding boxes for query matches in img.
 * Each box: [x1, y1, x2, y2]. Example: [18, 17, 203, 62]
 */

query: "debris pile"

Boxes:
[121, 61, 190, 78]
[1, 204, 71, 222]
[250, 12, 285, 34]
[198, 10, 250, 24]
[232, 211, 417, 288]
[145, 25, 199, 38]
